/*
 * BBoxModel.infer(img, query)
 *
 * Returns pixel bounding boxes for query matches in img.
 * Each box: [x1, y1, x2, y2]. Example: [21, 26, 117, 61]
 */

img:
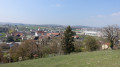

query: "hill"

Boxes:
[0, 22, 91, 28]
[1, 50, 120, 67]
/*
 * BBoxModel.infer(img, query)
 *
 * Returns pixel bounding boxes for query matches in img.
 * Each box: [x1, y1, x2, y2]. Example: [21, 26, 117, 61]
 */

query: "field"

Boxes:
[0, 33, 5, 37]
[1, 50, 120, 67]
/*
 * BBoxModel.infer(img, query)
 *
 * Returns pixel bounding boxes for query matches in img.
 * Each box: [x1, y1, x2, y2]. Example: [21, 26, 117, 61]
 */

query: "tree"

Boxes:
[62, 26, 75, 54]
[9, 39, 50, 61]
[17, 40, 37, 60]
[0, 47, 3, 63]
[6, 36, 14, 42]
[49, 37, 63, 54]
[84, 36, 100, 51]
[74, 40, 85, 52]
[9, 44, 19, 62]
[103, 25, 120, 49]
[8, 28, 16, 34]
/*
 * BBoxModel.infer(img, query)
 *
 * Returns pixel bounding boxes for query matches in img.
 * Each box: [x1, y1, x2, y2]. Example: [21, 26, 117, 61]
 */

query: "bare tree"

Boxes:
[103, 25, 120, 49]
[17, 40, 37, 60]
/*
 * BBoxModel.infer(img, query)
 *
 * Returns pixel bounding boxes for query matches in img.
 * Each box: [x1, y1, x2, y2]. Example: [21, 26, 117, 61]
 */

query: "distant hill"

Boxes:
[0, 22, 91, 28]
[72, 25, 91, 28]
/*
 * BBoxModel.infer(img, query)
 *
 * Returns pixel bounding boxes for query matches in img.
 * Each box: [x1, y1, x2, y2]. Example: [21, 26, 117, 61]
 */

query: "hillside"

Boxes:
[1, 50, 120, 67]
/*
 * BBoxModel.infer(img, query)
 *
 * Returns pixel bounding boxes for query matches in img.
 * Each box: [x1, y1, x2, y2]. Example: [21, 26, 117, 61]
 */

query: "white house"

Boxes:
[35, 31, 47, 37]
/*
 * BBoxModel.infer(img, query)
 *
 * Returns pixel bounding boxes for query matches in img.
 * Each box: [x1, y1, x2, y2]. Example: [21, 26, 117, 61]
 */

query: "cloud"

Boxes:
[94, 12, 120, 18]
[112, 12, 120, 16]
[56, 4, 61, 7]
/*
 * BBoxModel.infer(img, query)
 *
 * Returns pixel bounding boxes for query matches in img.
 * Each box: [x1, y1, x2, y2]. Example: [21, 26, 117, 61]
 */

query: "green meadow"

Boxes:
[1, 50, 120, 67]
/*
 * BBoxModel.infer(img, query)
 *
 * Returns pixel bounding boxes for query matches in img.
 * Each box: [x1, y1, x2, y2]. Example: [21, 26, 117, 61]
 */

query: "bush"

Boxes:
[0, 47, 3, 62]
[9, 45, 19, 62]
[84, 36, 100, 51]
[74, 40, 86, 52]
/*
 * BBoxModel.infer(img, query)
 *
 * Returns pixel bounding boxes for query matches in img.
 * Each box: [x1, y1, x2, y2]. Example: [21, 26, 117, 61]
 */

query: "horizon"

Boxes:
[0, 0, 120, 27]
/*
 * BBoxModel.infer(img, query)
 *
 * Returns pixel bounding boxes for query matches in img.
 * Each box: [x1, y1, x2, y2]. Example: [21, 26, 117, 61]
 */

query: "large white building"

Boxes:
[83, 31, 103, 37]
[84, 31, 97, 36]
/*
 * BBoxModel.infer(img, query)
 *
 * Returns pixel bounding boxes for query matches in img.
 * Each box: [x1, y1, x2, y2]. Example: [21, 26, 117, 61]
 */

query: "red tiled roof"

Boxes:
[36, 31, 46, 34]
[105, 42, 110, 46]
[52, 33, 60, 35]
[13, 32, 24, 36]
[47, 33, 60, 36]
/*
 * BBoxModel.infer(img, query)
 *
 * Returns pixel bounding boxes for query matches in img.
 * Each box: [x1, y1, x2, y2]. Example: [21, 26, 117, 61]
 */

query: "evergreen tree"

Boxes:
[6, 36, 14, 42]
[62, 26, 75, 54]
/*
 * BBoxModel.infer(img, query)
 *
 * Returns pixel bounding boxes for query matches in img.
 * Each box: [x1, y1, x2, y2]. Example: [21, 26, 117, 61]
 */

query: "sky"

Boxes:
[0, 0, 120, 27]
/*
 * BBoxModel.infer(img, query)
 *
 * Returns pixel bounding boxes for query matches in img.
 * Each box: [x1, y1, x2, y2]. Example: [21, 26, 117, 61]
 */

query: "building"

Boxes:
[0, 27, 8, 33]
[47, 33, 60, 37]
[102, 42, 110, 50]
[84, 31, 97, 36]
[83, 31, 102, 37]
[35, 31, 47, 37]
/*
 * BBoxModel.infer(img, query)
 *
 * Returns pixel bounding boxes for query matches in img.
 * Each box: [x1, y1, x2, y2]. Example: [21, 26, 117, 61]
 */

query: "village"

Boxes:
[0, 24, 118, 57]
[0, 24, 118, 52]
[0, 25, 105, 47]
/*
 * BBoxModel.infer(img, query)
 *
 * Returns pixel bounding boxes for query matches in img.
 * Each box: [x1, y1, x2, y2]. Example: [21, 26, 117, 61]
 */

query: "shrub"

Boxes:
[84, 36, 100, 51]
[74, 40, 86, 52]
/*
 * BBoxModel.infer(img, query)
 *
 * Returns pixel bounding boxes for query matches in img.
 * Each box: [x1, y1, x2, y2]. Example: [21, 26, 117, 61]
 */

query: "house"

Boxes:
[47, 33, 60, 37]
[74, 35, 79, 39]
[35, 31, 47, 37]
[26, 35, 33, 40]
[102, 42, 110, 50]
[76, 31, 84, 35]
[12, 32, 26, 41]
[6, 42, 21, 48]
[31, 31, 35, 35]
[12, 32, 24, 37]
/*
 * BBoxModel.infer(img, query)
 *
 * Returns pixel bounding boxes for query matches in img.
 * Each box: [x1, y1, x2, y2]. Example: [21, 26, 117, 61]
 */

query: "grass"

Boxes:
[0, 33, 5, 37]
[1, 50, 120, 67]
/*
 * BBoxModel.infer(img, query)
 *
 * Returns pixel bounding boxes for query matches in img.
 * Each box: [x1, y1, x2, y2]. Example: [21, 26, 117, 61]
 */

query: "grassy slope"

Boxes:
[1, 50, 120, 67]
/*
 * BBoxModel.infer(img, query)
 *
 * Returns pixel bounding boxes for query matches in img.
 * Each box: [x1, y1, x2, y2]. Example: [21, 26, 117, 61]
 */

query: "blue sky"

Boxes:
[0, 0, 120, 27]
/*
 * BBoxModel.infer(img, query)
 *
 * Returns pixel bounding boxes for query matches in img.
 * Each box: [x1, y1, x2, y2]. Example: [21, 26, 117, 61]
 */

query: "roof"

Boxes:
[13, 32, 24, 36]
[47, 33, 60, 36]
[105, 42, 110, 46]
[36, 31, 46, 34]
